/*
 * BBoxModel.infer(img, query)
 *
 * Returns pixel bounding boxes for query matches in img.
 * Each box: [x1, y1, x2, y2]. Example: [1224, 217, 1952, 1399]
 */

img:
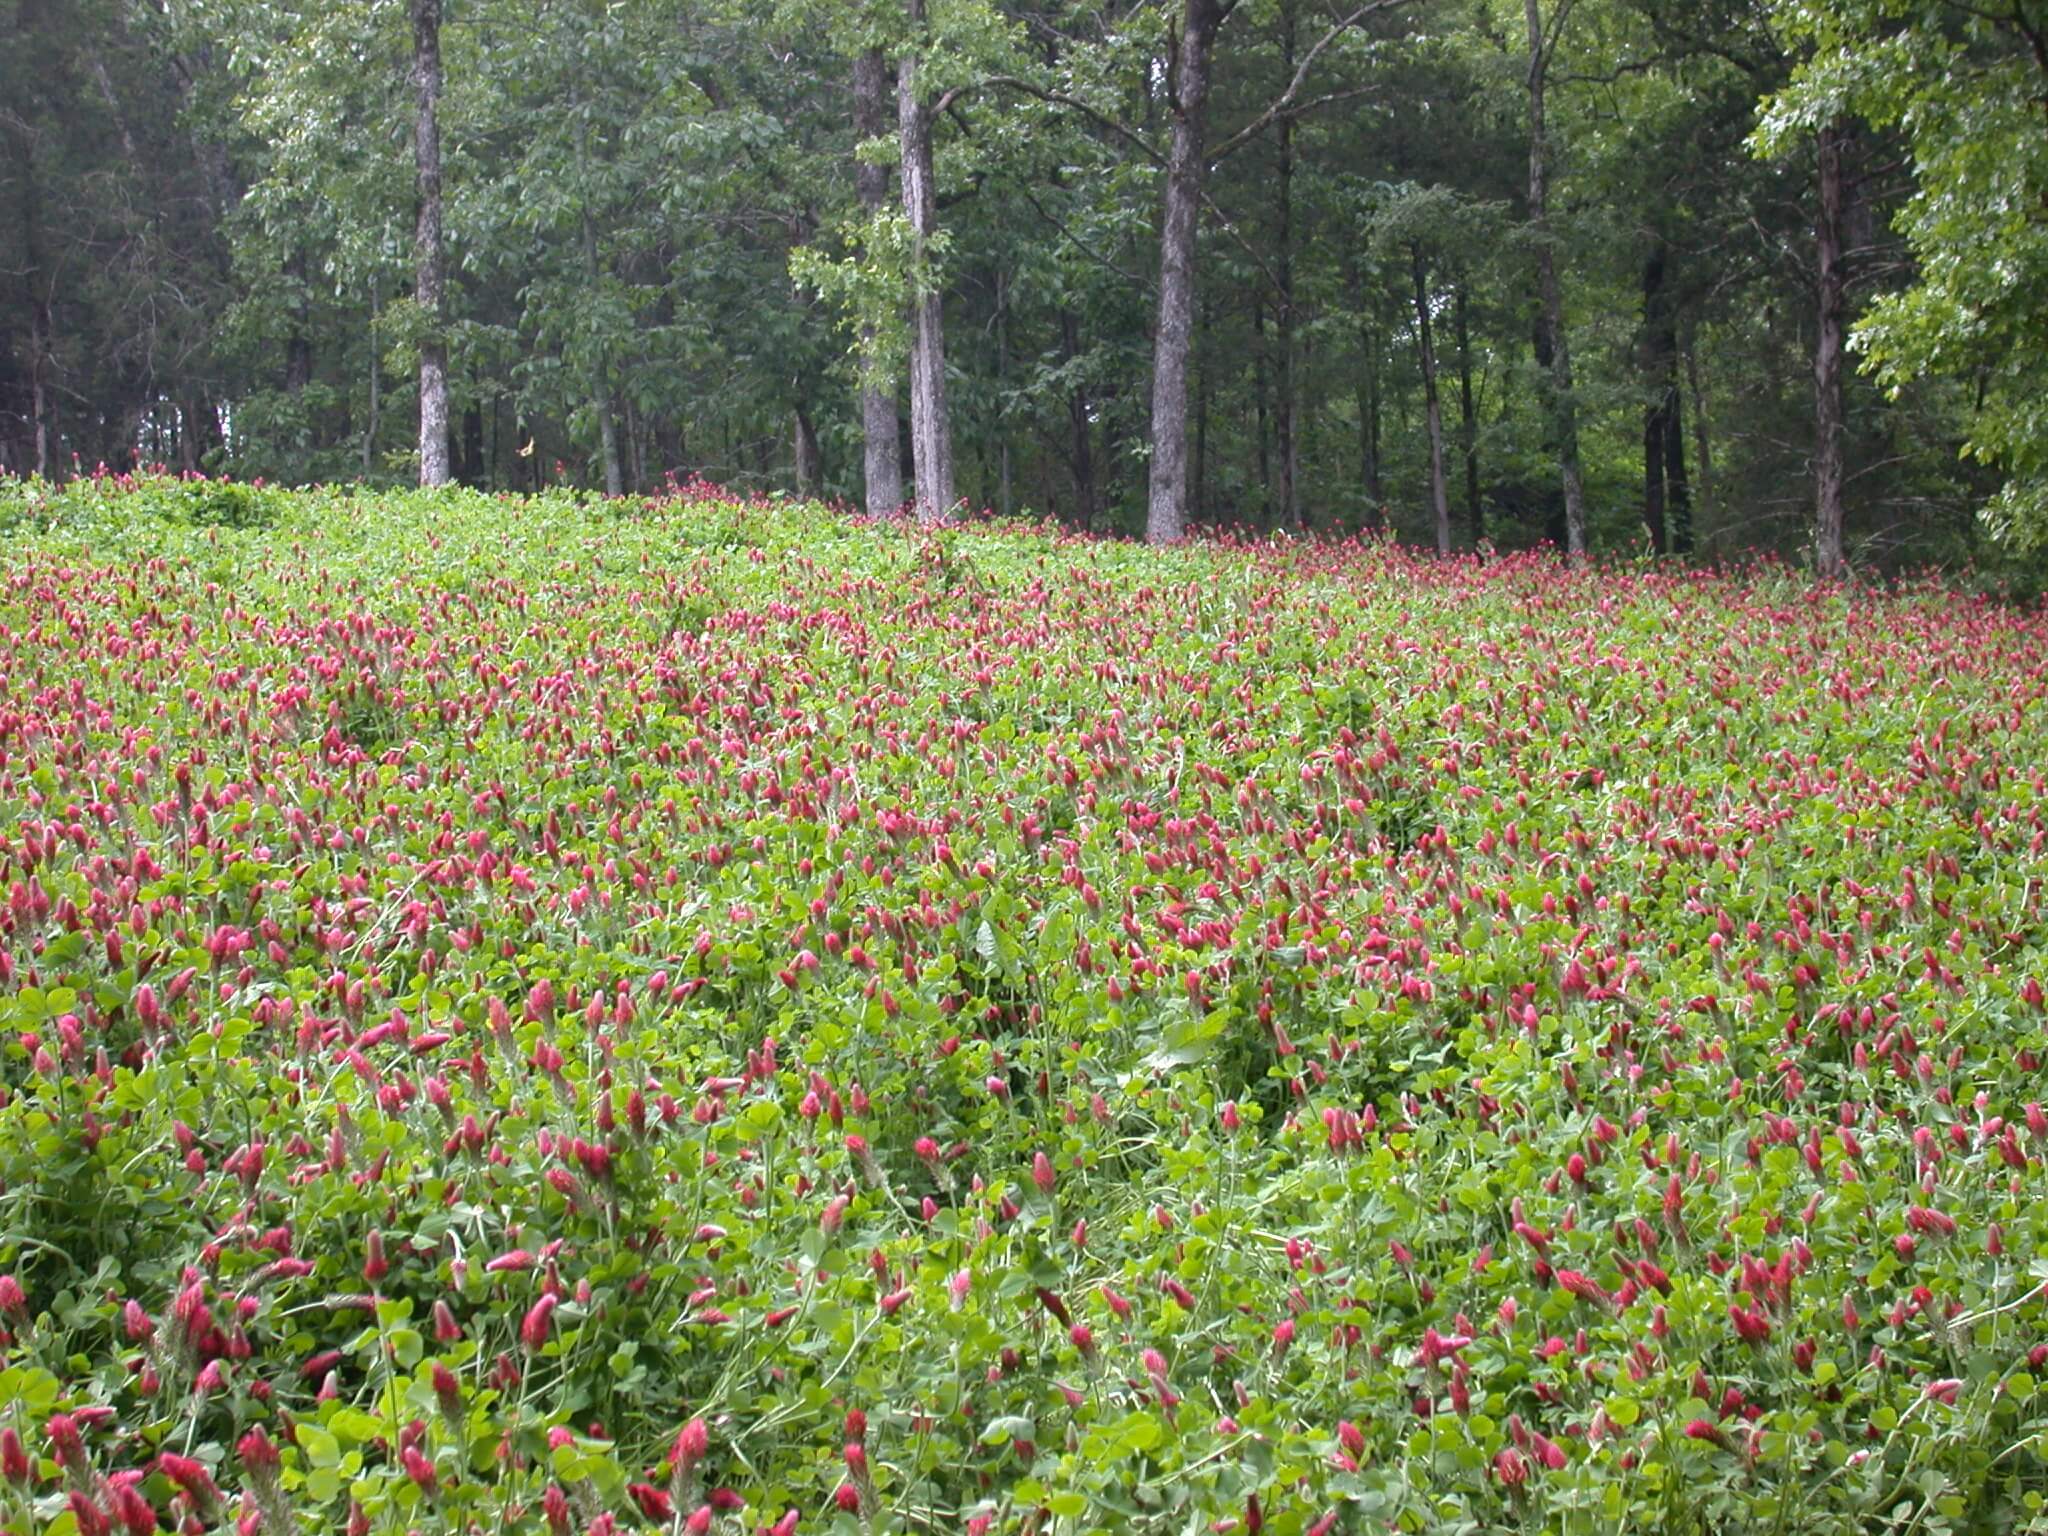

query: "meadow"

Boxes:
[0, 476, 2046, 1535]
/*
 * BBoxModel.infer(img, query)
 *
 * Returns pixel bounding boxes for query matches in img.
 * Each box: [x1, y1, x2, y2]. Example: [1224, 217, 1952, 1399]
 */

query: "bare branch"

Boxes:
[1200, 187, 1285, 295]
[1212, 0, 1423, 162]
[1008, 175, 1155, 292]
[980, 76, 1166, 165]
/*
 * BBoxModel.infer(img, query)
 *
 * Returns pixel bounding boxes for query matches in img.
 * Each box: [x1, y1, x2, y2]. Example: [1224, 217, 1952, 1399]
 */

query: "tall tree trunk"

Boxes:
[1664, 375, 1691, 554]
[625, 394, 646, 493]
[411, 0, 451, 487]
[995, 266, 1013, 517]
[1061, 311, 1098, 529]
[1455, 280, 1481, 544]
[576, 125, 623, 498]
[14, 123, 52, 479]
[1144, 0, 1224, 543]
[459, 402, 484, 488]
[1685, 332, 1713, 544]
[1194, 293, 1210, 523]
[180, 397, 219, 474]
[898, 4, 954, 523]
[30, 307, 51, 479]
[1274, 0, 1301, 531]
[1523, 0, 1586, 559]
[853, 49, 903, 517]
[793, 402, 822, 497]
[1641, 240, 1699, 556]
[1412, 247, 1451, 557]
[1813, 119, 1848, 579]
[284, 248, 313, 399]
[1253, 303, 1272, 524]
[1351, 267, 1384, 527]
[363, 280, 381, 479]
[1641, 402, 1667, 556]
[1640, 245, 1669, 555]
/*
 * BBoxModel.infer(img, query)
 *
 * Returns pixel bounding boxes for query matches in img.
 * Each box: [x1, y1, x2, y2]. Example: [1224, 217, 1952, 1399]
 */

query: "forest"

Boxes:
[4, 0, 2047, 570]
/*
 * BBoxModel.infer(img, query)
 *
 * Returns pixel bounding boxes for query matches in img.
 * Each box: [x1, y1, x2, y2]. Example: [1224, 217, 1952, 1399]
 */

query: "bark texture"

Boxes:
[898, 5, 954, 523]
[1144, 0, 1224, 543]
[1412, 247, 1451, 556]
[1523, 0, 1585, 559]
[411, 0, 451, 487]
[853, 49, 903, 518]
[1813, 120, 1848, 579]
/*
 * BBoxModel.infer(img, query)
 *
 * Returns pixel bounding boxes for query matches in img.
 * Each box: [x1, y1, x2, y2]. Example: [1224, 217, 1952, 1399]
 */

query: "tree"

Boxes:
[1522, 0, 1587, 560]
[2, 0, 2028, 574]
[1810, 117, 1848, 577]
[410, 0, 450, 486]
[1143, 0, 1224, 543]
[1758, 0, 2048, 556]
[898, 0, 956, 522]
[1363, 182, 1504, 555]
[854, 49, 904, 517]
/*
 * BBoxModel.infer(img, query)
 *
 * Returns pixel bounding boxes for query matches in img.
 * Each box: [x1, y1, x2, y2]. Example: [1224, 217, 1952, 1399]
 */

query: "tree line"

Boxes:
[4, 0, 2045, 571]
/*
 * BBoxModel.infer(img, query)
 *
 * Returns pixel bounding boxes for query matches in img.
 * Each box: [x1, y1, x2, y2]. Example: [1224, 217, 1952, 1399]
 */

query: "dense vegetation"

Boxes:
[0, 478, 2046, 1533]
[5, 0, 2047, 569]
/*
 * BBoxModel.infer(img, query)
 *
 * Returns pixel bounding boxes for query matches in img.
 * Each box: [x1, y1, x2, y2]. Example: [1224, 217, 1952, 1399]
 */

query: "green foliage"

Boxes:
[0, 480, 2045, 1533]
[1756, 0, 2048, 552]
[3, 0, 2040, 569]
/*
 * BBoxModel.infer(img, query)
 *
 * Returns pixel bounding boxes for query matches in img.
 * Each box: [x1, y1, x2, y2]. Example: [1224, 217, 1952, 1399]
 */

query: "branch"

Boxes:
[980, 76, 1165, 165]
[1212, 0, 1422, 162]
[1200, 187, 1285, 295]
[979, 84, 1276, 293]
[1543, 0, 1578, 72]
[1008, 175, 1155, 292]
[1556, 54, 1675, 86]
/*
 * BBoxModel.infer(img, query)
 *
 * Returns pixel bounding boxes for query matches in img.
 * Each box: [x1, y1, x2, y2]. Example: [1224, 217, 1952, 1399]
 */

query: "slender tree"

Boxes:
[1812, 120, 1847, 577]
[1411, 245, 1451, 555]
[411, 0, 451, 486]
[1143, 0, 1224, 543]
[899, 0, 954, 522]
[853, 48, 903, 517]
[1522, 0, 1586, 559]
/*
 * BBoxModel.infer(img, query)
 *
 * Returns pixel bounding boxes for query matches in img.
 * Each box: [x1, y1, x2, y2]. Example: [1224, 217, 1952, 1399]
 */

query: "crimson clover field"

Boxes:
[1, 477, 2047, 1535]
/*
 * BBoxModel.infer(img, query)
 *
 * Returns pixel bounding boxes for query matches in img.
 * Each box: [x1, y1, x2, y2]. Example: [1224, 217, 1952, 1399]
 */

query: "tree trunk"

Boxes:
[1274, 0, 1301, 531]
[180, 397, 219, 474]
[1144, 0, 1224, 543]
[996, 266, 1013, 517]
[1685, 332, 1713, 544]
[1640, 246, 1669, 555]
[30, 307, 51, 479]
[14, 125, 52, 479]
[1813, 119, 1848, 579]
[1194, 293, 1210, 523]
[1664, 375, 1691, 554]
[411, 0, 451, 487]
[1352, 268, 1384, 527]
[853, 49, 903, 518]
[793, 403, 822, 497]
[576, 127, 623, 498]
[625, 393, 646, 493]
[1061, 311, 1098, 529]
[898, 5, 954, 523]
[26, 186, 53, 480]
[459, 402, 484, 488]
[1640, 240, 1699, 556]
[1455, 280, 1481, 544]
[363, 280, 381, 479]
[1523, 0, 1585, 560]
[1253, 303, 1272, 524]
[284, 248, 313, 399]
[1412, 247, 1452, 557]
